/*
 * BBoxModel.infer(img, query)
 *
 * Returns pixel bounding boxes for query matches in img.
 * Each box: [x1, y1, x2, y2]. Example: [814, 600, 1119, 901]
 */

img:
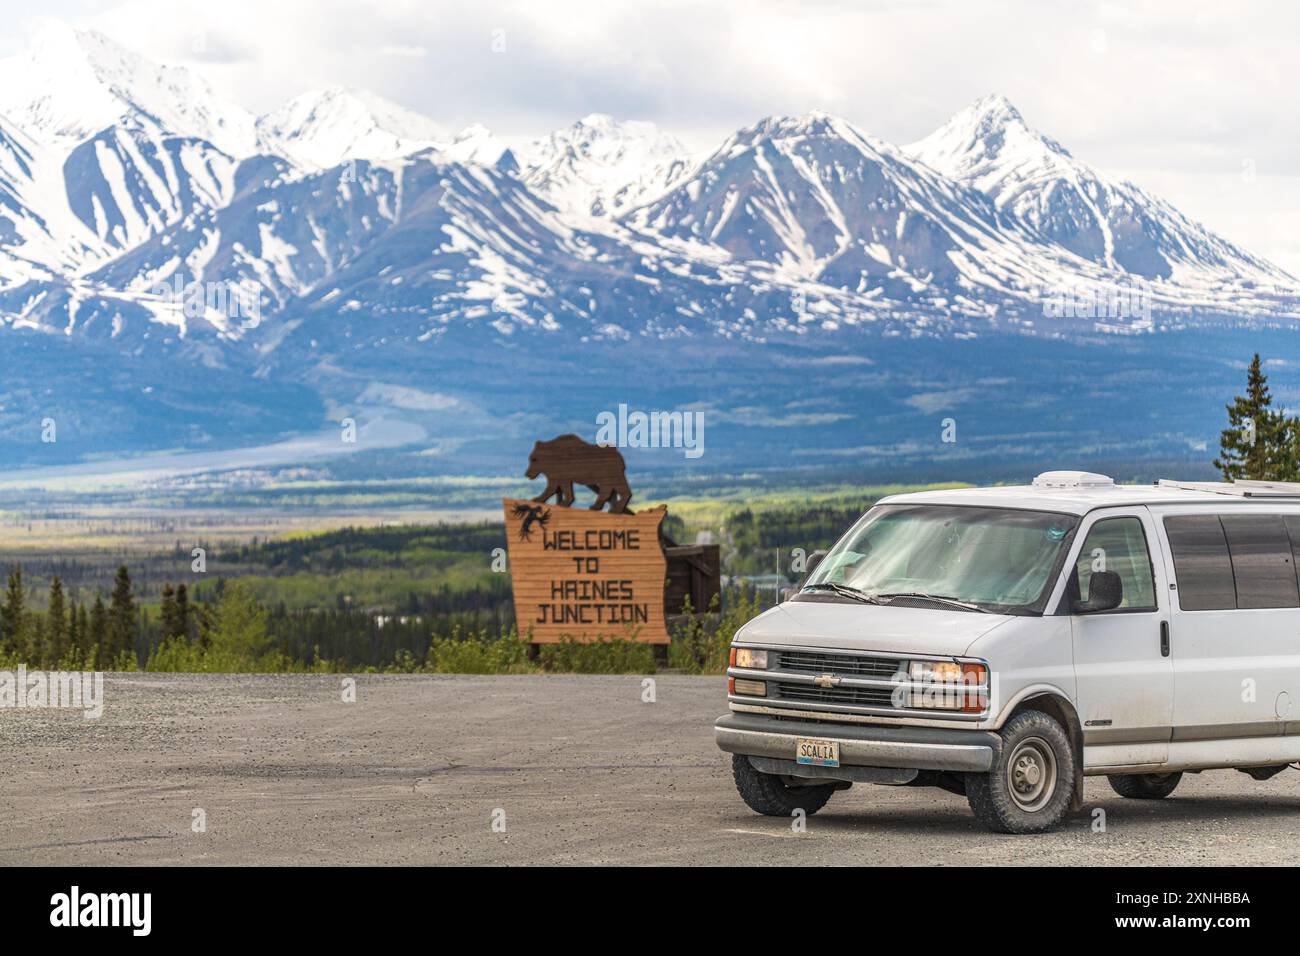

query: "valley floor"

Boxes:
[3, 673, 1299, 866]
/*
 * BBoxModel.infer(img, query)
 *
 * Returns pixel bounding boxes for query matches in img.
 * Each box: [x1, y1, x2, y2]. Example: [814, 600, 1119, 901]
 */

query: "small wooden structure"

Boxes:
[664, 543, 721, 615]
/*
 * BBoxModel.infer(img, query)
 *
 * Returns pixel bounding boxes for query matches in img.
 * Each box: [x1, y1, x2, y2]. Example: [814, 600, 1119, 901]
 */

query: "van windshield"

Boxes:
[803, 504, 1079, 614]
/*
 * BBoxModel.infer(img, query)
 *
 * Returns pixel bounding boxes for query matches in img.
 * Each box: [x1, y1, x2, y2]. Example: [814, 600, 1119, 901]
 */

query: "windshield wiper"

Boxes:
[875, 592, 992, 613]
[801, 583, 885, 605]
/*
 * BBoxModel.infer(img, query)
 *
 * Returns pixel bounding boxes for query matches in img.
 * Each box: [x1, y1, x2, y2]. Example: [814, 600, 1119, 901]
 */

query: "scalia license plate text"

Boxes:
[795, 738, 840, 767]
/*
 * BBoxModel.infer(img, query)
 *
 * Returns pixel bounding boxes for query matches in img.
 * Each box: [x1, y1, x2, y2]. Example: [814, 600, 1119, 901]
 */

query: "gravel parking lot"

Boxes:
[3, 673, 1300, 866]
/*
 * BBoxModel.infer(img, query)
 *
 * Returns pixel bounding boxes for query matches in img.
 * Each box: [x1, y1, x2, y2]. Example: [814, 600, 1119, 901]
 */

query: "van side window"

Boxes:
[1075, 517, 1156, 610]
[1221, 514, 1299, 609]
[1163, 515, 1237, 610]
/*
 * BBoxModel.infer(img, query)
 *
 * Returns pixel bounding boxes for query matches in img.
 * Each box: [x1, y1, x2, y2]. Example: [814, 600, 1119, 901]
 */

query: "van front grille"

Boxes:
[777, 650, 904, 680]
[772, 681, 897, 709]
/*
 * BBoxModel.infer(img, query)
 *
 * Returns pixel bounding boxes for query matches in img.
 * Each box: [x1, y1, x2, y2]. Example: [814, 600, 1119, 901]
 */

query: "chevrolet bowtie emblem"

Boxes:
[813, 674, 841, 688]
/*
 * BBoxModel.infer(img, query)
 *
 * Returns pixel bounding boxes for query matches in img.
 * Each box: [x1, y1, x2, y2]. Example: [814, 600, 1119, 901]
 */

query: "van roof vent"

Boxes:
[1031, 470, 1115, 489]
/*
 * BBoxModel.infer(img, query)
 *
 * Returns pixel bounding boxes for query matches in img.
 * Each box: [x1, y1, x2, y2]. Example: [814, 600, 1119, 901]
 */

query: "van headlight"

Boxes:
[901, 660, 988, 713]
[732, 648, 769, 670]
[908, 660, 964, 683]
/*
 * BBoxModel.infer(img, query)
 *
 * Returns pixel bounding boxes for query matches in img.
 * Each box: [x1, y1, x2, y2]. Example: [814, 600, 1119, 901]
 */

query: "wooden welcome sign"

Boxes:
[504, 498, 669, 644]
[505, 433, 668, 643]
[505, 433, 719, 644]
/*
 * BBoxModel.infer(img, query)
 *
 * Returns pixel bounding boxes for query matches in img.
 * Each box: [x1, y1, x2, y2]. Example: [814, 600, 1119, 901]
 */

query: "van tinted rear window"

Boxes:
[1163, 515, 1237, 610]
[1220, 514, 1300, 609]
[1216, 515, 1300, 606]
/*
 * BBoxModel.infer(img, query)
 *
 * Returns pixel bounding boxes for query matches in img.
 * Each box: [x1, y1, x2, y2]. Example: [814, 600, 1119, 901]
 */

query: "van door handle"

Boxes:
[1160, 621, 1170, 658]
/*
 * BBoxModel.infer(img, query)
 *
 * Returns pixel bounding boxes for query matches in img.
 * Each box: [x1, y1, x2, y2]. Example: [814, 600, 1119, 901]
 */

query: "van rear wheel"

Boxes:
[1108, 772, 1182, 799]
[967, 710, 1075, 833]
[731, 754, 835, 817]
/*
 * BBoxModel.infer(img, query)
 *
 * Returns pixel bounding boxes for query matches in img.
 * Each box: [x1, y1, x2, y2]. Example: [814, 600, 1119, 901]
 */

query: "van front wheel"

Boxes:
[731, 754, 835, 817]
[1108, 772, 1182, 799]
[967, 711, 1076, 833]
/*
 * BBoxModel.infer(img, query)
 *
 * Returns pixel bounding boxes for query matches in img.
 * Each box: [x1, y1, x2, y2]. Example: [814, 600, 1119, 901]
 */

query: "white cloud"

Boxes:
[378, 45, 427, 58]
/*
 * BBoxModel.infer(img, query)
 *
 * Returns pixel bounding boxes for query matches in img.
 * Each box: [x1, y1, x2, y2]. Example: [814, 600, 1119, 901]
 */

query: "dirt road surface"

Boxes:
[3, 673, 1299, 865]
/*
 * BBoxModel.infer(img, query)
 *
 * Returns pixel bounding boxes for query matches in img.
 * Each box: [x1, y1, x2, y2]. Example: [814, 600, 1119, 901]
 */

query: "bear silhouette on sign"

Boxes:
[525, 434, 633, 513]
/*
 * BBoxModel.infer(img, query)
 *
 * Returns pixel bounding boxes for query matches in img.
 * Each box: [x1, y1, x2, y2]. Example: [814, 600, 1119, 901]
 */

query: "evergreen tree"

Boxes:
[175, 583, 191, 641]
[68, 601, 85, 662]
[1213, 354, 1292, 480]
[208, 581, 271, 662]
[26, 616, 46, 671]
[107, 566, 137, 665]
[89, 593, 108, 662]
[47, 576, 68, 664]
[1, 566, 26, 659]
[27, 615, 46, 666]
[160, 584, 180, 641]
[197, 598, 215, 650]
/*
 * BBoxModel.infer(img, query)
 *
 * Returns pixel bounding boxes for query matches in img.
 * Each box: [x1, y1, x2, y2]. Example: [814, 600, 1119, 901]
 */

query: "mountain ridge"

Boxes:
[0, 26, 1296, 474]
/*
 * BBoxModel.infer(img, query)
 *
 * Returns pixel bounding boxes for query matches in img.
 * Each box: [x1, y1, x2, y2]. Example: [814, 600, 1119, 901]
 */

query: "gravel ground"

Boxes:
[2, 673, 1300, 866]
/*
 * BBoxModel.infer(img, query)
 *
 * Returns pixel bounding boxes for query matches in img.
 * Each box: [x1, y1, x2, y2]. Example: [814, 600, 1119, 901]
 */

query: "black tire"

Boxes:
[1108, 772, 1182, 799]
[731, 754, 836, 817]
[967, 710, 1076, 834]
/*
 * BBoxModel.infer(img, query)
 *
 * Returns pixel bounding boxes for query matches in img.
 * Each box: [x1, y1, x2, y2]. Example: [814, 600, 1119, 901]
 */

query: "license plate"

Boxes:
[795, 738, 840, 768]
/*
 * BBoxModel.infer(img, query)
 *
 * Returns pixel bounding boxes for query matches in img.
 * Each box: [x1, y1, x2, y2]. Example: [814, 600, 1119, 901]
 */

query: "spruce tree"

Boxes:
[175, 583, 191, 641]
[160, 584, 180, 641]
[1, 566, 26, 660]
[108, 565, 137, 665]
[1213, 354, 1291, 480]
[89, 593, 108, 663]
[68, 601, 84, 663]
[27, 616, 46, 667]
[77, 604, 89, 656]
[47, 576, 68, 665]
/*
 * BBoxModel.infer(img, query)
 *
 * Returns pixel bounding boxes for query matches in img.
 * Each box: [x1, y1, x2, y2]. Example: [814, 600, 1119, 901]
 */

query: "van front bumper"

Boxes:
[715, 712, 999, 773]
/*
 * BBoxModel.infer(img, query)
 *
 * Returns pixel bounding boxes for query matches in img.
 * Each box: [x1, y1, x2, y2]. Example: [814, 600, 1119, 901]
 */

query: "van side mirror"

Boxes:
[797, 550, 828, 589]
[1072, 570, 1123, 613]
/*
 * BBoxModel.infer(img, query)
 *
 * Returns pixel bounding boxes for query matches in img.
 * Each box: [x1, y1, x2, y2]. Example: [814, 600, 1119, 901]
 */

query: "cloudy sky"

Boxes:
[3, 0, 1296, 272]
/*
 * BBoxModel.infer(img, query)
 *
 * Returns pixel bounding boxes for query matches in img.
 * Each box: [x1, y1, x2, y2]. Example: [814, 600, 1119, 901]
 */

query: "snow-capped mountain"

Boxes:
[1, 24, 1299, 471]
[63, 118, 240, 256]
[0, 111, 122, 276]
[0, 22, 255, 156]
[520, 113, 692, 218]
[256, 87, 448, 170]
[0, 118, 55, 260]
[435, 124, 517, 171]
[625, 111, 1026, 291]
[0, 25, 258, 275]
[90, 154, 414, 330]
[908, 94, 1292, 286]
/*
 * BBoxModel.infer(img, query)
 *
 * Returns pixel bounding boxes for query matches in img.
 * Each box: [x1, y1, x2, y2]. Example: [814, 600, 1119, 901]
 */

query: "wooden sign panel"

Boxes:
[504, 498, 669, 644]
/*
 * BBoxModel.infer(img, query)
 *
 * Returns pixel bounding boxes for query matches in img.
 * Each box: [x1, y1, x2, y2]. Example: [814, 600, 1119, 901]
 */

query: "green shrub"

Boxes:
[146, 637, 207, 672]
[539, 635, 656, 674]
[427, 628, 535, 675]
[669, 588, 765, 674]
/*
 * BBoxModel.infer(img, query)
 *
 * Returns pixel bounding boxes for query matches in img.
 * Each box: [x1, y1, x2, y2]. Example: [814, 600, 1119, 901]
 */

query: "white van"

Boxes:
[716, 472, 1300, 833]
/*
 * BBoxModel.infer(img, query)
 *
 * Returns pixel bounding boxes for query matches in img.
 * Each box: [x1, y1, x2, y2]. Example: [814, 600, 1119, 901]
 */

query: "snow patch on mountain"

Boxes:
[436, 124, 517, 171]
[256, 87, 448, 170]
[519, 113, 692, 219]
